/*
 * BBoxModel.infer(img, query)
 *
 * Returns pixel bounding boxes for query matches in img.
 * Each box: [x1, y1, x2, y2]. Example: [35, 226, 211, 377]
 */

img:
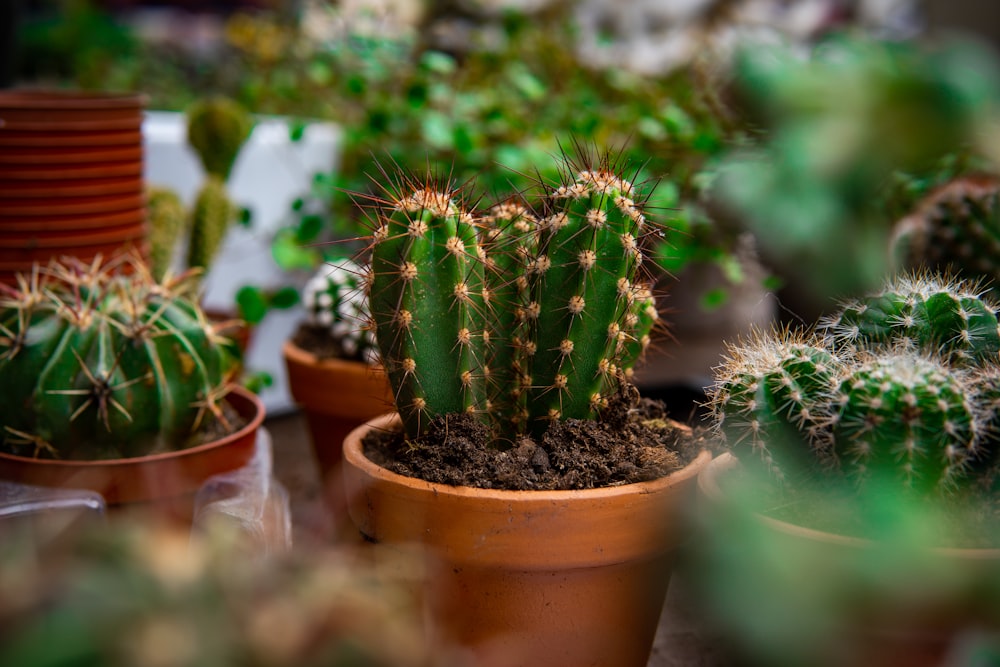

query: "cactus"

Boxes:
[186, 96, 254, 181]
[187, 175, 236, 272]
[831, 347, 980, 493]
[366, 152, 658, 442]
[709, 329, 844, 486]
[146, 186, 186, 281]
[820, 272, 1000, 366]
[891, 175, 1000, 293]
[0, 254, 240, 460]
[710, 272, 1000, 496]
[302, 258, 378, 364]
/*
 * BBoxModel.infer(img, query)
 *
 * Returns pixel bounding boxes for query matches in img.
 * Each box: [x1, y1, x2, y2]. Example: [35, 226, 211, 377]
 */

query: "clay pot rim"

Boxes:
[0, 384, 264, 471]
[282, 338, 381, 374]
[346, 411, 711, 503]
[698, 453, 1000, 559]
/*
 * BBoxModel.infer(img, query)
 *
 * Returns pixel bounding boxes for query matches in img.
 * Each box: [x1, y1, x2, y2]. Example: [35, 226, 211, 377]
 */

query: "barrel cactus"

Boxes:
[365, 152, 660, 442]
[0, 254, 241, 460]
[302, 258, 378, 364]
[890, 174, 1000, 294]
[709, 272, 1000, 496]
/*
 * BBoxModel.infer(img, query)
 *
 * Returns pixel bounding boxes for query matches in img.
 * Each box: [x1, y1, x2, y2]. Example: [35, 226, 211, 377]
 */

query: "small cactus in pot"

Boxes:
[301, 257, 378, 364]
[709, 272, 1000, 497]
[0, 253, 242, 460]
[365, 151, 661, 443]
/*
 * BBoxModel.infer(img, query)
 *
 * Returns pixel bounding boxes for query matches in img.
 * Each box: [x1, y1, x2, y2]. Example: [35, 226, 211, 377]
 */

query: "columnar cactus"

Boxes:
[146, 186, 186, 281]
[0, 254, 240, 460]
[365, 153, 658, 442]
[820, 273, 1000, 365]
[368, 180, 489, 437]
[710, 272, 1000, 496]
[187, 175, 236, 271]
[302, 258, 378, 364]
[891, 175, 1000, 293]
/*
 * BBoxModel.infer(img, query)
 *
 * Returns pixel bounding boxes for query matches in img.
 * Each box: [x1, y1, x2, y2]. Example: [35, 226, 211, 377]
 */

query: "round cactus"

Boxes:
[709, 329, 844, 486]
[302, 258, 378, 364]
[0, 255, 240, 460]
[821, 273, 1000, 366]
[830, 348, 980, 494]
[891, 175, 1000, 292]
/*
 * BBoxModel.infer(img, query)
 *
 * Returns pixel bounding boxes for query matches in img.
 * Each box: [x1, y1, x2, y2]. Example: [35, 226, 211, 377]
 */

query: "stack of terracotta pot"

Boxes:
[0, 90, 149, 285]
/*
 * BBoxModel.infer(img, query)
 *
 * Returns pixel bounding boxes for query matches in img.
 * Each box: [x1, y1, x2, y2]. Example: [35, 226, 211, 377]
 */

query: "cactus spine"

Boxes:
[0, 255, 239, 460]
[366, 152, 658, 442]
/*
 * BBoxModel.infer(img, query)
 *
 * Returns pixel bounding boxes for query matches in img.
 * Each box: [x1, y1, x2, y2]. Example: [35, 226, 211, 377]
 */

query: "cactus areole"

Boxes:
[367, 154, 660, 442]
[0, 254, 241, 460]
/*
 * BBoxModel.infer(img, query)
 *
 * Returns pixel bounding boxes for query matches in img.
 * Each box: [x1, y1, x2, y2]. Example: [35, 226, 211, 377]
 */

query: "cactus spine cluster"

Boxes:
[891, 175, 1000, 294]
[0, 254, 240, 460]
[302, 258, 378, 364]
[366, 153, 660, 442]
[710, 272, 1000, 495]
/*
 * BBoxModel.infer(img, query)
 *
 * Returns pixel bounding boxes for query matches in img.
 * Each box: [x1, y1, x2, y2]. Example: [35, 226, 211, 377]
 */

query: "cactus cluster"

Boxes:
[891, 175, 1000, 294]
[710, 272, 1000, 496]
[302, 258, 378, 364]
[365, 153, 661, 442]
[0, 254, 241, 460]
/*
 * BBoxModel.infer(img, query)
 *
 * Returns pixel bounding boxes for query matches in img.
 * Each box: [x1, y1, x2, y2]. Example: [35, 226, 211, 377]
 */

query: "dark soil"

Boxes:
[291, 323, 360, 361]
[362, 385, 713, 491]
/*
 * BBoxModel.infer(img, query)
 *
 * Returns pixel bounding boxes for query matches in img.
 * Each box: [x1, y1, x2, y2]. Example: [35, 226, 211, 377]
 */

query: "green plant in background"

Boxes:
[712, 33, 1000, 304]
[710, 272, 999, 498]
[367, 150, 660, 441]
[0, 254, 240, 460]
[145, 186, 186, 282]
[300, 257, 377, 363]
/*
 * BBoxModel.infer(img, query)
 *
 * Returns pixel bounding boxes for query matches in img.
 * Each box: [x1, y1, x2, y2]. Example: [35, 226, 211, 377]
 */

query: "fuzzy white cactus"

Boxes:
[302, 258, 379, 364]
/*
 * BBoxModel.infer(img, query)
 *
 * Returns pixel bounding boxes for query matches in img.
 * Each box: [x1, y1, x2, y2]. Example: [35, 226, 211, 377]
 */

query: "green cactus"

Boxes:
[146, 186, 186, 282]
[0, 254, 240, 460]
[522, 163, 649, 432]
[709, 329, 844, 487]
[891, 175, 1000, 293]
[368, 179, 489, 437]
[366, 152, 658, 442]
[187, 175, 236, 272]
[831, 348, 979, 494]
[302, 258, 378, 363]
[620, 282, 660, 381]
[820, 273, 1000, 366]
[186, 96, 254, 180]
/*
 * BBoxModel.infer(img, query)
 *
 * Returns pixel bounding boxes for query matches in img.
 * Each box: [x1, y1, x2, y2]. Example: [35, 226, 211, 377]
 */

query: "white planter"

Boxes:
[143, 111, 342, 414]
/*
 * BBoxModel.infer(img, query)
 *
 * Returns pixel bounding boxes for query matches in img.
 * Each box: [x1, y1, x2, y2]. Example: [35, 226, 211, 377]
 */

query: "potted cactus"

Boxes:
[0, 252, 264, 521]
[699, 272, 1000, 667]
[282, 257, 392, 515]
[341, 151, 711, 667]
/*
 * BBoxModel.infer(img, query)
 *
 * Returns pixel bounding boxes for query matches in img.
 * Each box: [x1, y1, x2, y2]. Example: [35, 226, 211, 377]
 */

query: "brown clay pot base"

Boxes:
[0, 146, 143, 165]
[0, 129, 142, 148]
[0, 207, 144, 232]
[0, 241, 150, 283]
[0, 222, 146, 250]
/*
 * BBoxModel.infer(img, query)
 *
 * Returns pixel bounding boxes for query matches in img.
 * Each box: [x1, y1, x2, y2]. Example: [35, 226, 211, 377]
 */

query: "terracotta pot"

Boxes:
[0, 241, 150, 285]
[0, 385, 264, 521]
[283, 339, 393, 479]
[0, 161, 143, 181]
[0, 129, 142, 148]
[696, 454, 1000, 667]
[0, 90, 144, 128]
[0, 176, 141, 199]
[0, 229, 146, 262]
[0, 207, 143, 232]
[343, 413, 711, 667]
[0, 145, 143, 165]
[0, 193, 146, 217]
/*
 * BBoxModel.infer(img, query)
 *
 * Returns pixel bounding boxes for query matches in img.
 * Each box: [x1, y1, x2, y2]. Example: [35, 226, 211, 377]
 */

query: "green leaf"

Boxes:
[700, 287, 730, 311]
[295, 214, 324, 243]
[270, 286, 301, 309]
[421, 112, 454, 150]
[271, 229, 320, 271]
[236, 286, 269, 325]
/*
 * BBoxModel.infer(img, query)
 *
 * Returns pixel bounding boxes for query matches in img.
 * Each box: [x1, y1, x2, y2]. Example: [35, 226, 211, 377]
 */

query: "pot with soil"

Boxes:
[340, 153, 711, 667]
[696, 273, 1000, 667]
[0, 252, 263, 523]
